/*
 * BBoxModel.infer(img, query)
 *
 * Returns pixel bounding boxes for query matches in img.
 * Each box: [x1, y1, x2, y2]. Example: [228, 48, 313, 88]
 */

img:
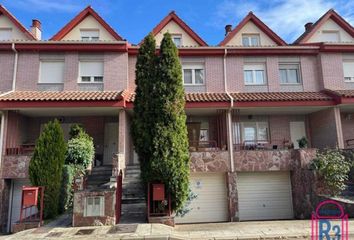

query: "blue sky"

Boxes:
[1, 0, 354, 45]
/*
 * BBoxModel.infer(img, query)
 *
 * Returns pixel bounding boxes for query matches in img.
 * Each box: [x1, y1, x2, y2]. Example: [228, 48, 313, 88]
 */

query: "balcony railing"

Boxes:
[234, 139, 292, 151]
[6, 144, 35, 156]
[189, 140, 221, 152]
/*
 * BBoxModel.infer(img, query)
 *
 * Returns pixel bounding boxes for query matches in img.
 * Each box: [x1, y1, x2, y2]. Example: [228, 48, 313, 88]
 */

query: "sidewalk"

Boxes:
[1, 220, 354, 239]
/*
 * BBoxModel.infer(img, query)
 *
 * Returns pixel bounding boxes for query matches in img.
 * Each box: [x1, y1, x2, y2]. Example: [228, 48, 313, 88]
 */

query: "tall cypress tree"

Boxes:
[150, 32, 190, 211]
[29, 119, 67, 219]
[131, 33, 157, 183]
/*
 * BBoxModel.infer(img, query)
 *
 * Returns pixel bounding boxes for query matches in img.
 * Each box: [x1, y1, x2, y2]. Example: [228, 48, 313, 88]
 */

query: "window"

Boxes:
[244, 64, 266, 85]
[343, 61, 354, 82]
[321, 31, 340, 42]
[279, 64, 301, 84]
[242, 34, 260, 46]
[241, 122, 269, 143]
[0, 28, 12, 40]
[39, 61, 64, 84]
[182, 64, 204, 85]
[80, 29, 99, 41]
[79, 61, 104, 83]
[85, 196, 104, 217]
[172, 34, 182, 47]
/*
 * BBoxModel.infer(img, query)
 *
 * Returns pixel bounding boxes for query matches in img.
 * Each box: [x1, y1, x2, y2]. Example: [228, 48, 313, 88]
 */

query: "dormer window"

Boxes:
[80, 29, 99, 41]
[0, 28, 12, 40]
[321, 30, 340, 42]
[242, 34, 260, 46]
[172, 34, 182, 47]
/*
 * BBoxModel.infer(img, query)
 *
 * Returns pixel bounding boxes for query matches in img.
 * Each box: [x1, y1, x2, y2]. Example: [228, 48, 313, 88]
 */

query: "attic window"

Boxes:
[172, 34, 182, 47]
[321, 30, 340, 42]
[80, 29, 99, 41]
[242, 34, 260, 46]
[0, 28, 12, 40]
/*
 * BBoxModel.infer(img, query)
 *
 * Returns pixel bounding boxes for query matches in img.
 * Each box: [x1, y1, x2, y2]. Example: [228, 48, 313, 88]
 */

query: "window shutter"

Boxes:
[80, 61, 104, 77]
[39, 61, 64, 83]
[343, 62, 354, 78]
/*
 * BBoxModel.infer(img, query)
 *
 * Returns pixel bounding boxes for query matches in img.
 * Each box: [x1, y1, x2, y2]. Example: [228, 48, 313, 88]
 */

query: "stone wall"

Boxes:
[73, 189, 116, 227]
[190, 151, 230, 172]
[1, 155, 31, 179]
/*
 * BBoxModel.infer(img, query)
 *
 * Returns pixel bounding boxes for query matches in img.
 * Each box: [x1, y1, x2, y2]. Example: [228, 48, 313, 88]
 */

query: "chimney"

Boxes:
[225, 24, 232, 36]
[30, 19, 41, 40]
[304, 22, 313, 31]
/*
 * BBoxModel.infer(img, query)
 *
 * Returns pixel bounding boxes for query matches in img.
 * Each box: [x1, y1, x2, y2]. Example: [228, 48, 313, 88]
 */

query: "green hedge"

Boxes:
[59, 164, 75, 213]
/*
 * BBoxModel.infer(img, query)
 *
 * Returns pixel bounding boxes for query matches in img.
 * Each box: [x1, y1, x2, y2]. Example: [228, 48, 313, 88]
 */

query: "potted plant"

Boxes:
[297, 137, 308, 148]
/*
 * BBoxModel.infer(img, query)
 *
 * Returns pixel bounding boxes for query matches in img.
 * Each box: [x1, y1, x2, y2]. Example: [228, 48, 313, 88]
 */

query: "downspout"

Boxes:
[223, 48, 235, 172]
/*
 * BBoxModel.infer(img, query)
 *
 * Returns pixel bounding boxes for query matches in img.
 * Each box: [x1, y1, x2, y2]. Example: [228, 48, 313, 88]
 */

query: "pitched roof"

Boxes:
[146, 11, 207, 46]
[0, 91, 125, 101]
[0, 5, 36, 40]
[230, 92, 332, 102]
[219, 12, 286, 46]
[294, 9, 354, 44]
[50, 6, 123, 41]
[324, 89, 354, 98]
[127, 92, 230, 103]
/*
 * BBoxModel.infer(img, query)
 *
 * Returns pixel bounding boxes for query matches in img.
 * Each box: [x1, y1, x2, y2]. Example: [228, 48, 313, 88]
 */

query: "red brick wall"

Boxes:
[301, 56, 321, 91]
[205, 56, 224, 92]
[63, 52, 79, 91]
[318, 53, 344, 90]
[128, 56, 137, 91]
[103, 53, 128, 91]
[15, 53, 39, 91]
[0, 53, 15, 92]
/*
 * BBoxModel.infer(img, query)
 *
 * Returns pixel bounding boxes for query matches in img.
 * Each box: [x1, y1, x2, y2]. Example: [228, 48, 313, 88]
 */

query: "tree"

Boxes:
[132, 32, 190, 211]
[29, 119, 67, 219]
[131, 33, 158, 183]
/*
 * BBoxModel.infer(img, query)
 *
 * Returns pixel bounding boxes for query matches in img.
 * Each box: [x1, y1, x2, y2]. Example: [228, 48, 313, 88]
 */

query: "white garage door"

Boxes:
[238, 172, 293, 221]
[175, 173, 228, 224]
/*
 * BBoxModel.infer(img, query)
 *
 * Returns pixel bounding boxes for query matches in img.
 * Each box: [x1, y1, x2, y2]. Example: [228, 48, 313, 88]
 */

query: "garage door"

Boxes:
[175, 173, 228, 224]
[238, 172, 293, 221]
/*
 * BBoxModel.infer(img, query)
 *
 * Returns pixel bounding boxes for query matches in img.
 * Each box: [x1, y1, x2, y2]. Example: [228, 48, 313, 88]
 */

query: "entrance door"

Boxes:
[290, 121, 306, 149]
[103, 123, 118, 165]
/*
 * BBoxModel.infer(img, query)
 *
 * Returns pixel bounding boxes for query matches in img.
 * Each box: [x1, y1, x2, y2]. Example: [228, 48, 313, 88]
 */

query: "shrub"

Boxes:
[69, 123, 84, 139]
[29, 119, 67, 219]
[66, 133, 95, 169]
[175, 187, 198, 217]
[59, 164, 75, 213]
[311, 148, 352, 196]
[297, 137, 308, 148]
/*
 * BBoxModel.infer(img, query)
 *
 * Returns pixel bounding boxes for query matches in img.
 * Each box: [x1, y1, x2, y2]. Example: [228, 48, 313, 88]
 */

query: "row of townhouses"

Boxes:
[0, 4, 353, 232]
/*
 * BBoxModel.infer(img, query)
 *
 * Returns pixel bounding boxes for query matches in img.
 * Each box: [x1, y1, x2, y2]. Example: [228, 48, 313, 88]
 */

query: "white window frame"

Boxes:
[171, 34, 182, 47]
[321, 30, 340, 42]
[0, 28, 12, 40]
[84, 196, 104, 217]
[182, 64, 205, 85]
[38, 60, 65, 84]
[279, 63, 301, 84]
[80, 29, 100, 41]
[78, 61, 104, 83]
[242, 34, 260, 46]
[240, 122, 269, 144]
[343, 60, 354, 82]
[243, 64, 266, 85]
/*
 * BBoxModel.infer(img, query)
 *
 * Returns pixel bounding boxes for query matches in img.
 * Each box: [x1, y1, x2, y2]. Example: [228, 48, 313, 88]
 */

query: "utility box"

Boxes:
[22, 187, 39, 207]
[152, 184, 165, 201]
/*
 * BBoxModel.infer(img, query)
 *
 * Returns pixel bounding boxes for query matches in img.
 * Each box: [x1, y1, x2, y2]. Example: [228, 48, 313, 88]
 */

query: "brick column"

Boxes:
[118, 110, 127, 171]
[227, 172, 238, 221]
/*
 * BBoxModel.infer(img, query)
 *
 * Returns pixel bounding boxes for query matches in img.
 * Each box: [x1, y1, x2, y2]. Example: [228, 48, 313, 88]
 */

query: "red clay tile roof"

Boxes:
[325, 90, 354, 98]
[0, 91, 125, 101]
[230, 92, 332, 102]
[127, 92, 230, 102]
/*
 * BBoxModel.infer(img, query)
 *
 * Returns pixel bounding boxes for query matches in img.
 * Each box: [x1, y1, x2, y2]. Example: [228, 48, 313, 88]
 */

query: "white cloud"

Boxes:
[210, 0, 354, 43]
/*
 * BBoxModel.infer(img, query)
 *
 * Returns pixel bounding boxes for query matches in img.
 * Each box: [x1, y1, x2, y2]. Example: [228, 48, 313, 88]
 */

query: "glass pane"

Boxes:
[244, 127, 256, 141]
[87, 198, 93, 205]
[244, 70, 253, 84]
[279, 69, 287, 83]
[251, 36, 259, 46]
[81, 76, 91, 82]
[183, 69, 193, 84]
[287, 69, 299, 83]
[81, 37, 89, 41]
[242, 37, 249, 46]
[94, 76, 103, 82]
[173, 37, 181, 47]
[91, 37, 99, 41]
[255, 70, 264, 84]
[195, 69, 204, 84]
[94, 197, 100, 205]
[257, 124, 268, 141]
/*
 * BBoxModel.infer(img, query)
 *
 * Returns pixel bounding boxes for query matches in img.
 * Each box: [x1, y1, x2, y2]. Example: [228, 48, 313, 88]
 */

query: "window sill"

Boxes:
[244, 84, 267, 86]
[280, 83, 302, 86]
[78, 82, 104, 84]
[184, 84, 205, 86]
[37, 82, 64, 85]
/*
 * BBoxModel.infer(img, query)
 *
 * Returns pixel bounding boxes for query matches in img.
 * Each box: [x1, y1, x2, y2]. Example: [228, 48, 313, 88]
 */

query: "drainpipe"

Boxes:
[11, 43, 18, 92]
[223, 48, 235, 172]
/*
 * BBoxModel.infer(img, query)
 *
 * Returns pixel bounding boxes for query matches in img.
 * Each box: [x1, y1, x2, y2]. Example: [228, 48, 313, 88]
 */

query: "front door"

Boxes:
[290, 121, 306, 149]
[103, 123, 118, 165]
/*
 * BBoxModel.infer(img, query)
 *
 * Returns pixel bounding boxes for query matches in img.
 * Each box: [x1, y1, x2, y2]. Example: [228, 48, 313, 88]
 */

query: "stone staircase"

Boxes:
[86, 165, 113, 189]
[120, 164, 147, 223]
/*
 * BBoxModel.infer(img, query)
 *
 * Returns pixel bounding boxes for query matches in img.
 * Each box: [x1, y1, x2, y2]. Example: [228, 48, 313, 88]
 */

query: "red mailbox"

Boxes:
[152, 184, 165, 201]
[23, 187, 39, 207]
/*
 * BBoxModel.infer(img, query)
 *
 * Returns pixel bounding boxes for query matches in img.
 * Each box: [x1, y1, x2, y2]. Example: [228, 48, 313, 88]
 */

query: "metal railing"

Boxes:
[234, 139, 292, 151]
[189, 140, 220, 151]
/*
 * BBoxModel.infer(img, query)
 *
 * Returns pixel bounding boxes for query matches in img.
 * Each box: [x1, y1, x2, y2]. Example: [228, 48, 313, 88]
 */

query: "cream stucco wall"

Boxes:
[226, 21, 277, 46]
[307, 19, 354, 43]
[0, 15, 30, 40]
[61, 15, 116, 41]
[154, 20, 200, 46]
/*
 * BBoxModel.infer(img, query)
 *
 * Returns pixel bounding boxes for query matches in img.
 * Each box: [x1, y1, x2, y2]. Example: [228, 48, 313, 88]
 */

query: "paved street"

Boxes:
[1, 220, 354, 239]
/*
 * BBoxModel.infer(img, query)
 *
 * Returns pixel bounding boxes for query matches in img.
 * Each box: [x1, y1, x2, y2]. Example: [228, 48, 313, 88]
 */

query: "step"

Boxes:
[126, 165, 140, 170]
[122, 197, 145, 204]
